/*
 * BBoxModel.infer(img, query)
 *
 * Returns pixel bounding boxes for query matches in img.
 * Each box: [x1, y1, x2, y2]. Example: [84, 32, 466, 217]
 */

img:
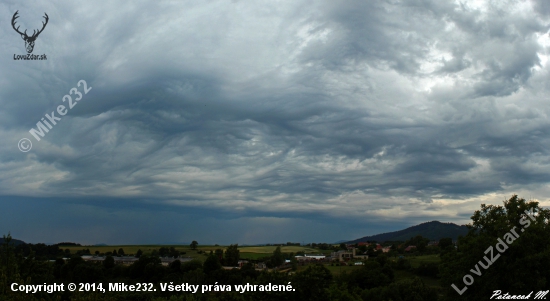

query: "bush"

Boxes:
[414, 262, 439, 278]
[395, 258, 411, 270]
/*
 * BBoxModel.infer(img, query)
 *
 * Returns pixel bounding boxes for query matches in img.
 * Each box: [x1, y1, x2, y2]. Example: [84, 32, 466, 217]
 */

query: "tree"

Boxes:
[271, 246, 284, 267]
[49, 258, 65, 281]
[169, 259, 181, 273]
[375, 253, 388, 267]
[326, 283, 363, 301]
[0, 233, 18, 285]
[203, 253, 222, 274]
[405, 235, 429, 253]
[224, 244, 240, 266]
[136, 249, 143, 258]
[190, 240, 198, 250]
[169, 246, 180, 258]
[103, 256, 115, 269]
[159, 247, 169, 257]
[128, 255, 161, 279]
[181, 259, 203, 273]
[118, 248, 125, 256]
[73, 263, 104, 283]
[342, 261, 392, 290]
[361, 277, 437, 301]
[438, 237, 453, 252]
[215, 249, 224, 262]
[367, 246, 377, 257]
[440, 195, 550, 300]
[293, 264, 333, 301]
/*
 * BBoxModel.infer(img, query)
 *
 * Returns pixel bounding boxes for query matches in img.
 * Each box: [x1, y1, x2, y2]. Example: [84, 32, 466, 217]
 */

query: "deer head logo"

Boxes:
[11, 11, 49, 53]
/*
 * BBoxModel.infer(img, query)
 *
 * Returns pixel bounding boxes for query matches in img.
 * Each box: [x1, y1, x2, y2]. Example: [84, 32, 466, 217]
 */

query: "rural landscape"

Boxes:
[2, 195, 550, 300]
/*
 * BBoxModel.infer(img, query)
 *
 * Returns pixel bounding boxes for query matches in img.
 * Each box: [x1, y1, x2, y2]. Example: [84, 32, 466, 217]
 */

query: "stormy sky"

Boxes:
[1, 0, 550, 245]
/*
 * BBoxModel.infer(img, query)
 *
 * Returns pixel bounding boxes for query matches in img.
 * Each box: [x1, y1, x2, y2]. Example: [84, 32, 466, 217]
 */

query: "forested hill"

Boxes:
[0, 237, 25, 246]
[347, 221, 468, 243]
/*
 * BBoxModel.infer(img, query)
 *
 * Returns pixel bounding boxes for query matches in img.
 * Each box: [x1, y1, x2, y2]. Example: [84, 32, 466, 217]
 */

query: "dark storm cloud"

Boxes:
[1, 0, 550, 244]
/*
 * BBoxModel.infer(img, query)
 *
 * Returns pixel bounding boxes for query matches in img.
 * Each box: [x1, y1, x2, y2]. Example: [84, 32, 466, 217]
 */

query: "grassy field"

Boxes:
[238, 246, 320, 254]
[62, 244, 323, 252]
[405, 254, 440, 268]
[239, 253, 271, 260]
[61, 244, 327, 262]
[319, 264, 363, 276]
[238, 246, 329, 260]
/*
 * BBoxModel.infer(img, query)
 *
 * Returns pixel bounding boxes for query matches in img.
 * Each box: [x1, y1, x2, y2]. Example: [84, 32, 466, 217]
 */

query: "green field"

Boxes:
[319, 264, 363, 276]
[61, 244, 327, 262]
[238, 246, 320, 254]
[238, 246, 328, 260]
[406, 254, 440, 268]
[239, 253, 271, 260]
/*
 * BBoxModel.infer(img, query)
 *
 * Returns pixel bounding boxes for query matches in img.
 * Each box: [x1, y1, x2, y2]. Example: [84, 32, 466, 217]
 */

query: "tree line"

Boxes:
[1, 195, 548, 300]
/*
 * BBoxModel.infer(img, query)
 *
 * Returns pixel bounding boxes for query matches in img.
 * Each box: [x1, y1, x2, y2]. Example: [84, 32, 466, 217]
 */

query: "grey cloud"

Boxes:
[2, 0, 550, 244]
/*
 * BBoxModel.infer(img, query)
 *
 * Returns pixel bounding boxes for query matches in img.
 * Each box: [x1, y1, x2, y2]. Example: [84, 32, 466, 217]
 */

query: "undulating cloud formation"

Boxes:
[1, 0, 550, 244]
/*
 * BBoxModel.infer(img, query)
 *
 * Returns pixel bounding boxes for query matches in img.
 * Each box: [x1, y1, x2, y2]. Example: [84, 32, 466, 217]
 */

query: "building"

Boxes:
[331, 248, 368, 262]
[160, 257, 194, 266]
[237, 260, 249, 267]
[331, 250, 353, 261]
[294, 254, 326, 262]
[304, 254, 326, 260]
[82, 256, 139, 266]
[82, 255, 193, 266]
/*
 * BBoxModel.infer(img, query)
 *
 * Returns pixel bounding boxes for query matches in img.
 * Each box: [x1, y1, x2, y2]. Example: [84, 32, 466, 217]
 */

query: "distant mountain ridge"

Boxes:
[347, 221, 469, 243]
[0, 237, 26, 246]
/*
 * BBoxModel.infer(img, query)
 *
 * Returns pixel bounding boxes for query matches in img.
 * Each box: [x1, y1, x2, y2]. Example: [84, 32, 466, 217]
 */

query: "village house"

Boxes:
[331, 248, 368, 262]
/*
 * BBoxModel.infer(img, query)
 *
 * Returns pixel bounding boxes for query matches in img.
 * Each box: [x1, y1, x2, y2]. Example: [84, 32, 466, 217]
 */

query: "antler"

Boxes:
[11, 10, 26, 36]
[30, 13, 49, 38]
